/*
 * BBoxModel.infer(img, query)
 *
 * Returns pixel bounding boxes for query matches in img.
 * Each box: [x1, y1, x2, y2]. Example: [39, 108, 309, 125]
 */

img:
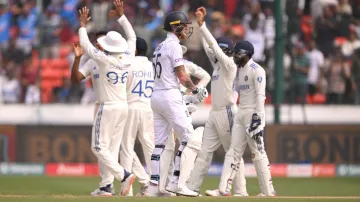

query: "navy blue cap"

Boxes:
[216, 37, 234, 49]
[234, 40, 254, 57]
[136, 37, 148, 53]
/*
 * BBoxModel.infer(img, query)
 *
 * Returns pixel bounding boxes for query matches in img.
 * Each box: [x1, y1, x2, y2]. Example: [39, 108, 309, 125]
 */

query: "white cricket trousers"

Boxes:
[187, 105, 246, 194]
[92, 102, 128, 187]
[219, 108, 274, 195]
[150, 89, 194, 183]
[120, 106, 154, 185]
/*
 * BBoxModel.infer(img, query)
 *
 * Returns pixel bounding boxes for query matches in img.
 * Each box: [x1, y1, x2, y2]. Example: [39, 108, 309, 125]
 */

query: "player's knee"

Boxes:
[186, 126, 204, 151]
[251, 151, 266, 162]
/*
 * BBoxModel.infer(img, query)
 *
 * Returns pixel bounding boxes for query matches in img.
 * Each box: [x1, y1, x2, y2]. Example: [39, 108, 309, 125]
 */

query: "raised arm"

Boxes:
[71, 42, 86, 84]
[111, 0, 136, 55]
[201, 36, 217, 66]
[196, 7, 233, 70]
[78, 7, 107, 61]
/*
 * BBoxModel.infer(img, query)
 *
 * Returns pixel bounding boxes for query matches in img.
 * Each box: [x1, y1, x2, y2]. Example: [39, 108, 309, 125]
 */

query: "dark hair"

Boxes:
[95, 31, 107, 38]
[136, 37, 148, 56]
[137, 48, 147, 56]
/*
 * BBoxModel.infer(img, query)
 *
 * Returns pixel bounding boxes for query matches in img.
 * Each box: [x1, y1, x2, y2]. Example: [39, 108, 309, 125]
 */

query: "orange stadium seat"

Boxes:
[51, 58, 70, 69]
[41, 68, 63, 79]
[60, 46, 71, 58]
[41, 59, 51, 69]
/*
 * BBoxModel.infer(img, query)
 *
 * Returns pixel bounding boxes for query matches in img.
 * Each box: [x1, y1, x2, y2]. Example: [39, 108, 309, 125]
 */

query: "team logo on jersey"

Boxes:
[93, 66, 96, 70]
[257, 77, 262, 83]
[244, 76, 248, 81]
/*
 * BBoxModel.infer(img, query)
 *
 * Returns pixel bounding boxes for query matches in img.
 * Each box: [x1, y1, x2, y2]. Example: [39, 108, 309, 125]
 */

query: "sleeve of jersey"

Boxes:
[78, 27, 107, 61]
[190, 62, 211, 87]
[79, 60, 92, 77]
[199, 23, 234, 71]
[201, 37, 216, 66]
[254, 67, 266, 117]
[170, 43, 185, 68]
[117, 15, 136, 56]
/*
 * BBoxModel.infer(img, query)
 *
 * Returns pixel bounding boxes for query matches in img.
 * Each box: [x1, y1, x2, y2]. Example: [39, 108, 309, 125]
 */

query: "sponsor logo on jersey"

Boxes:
[93, 74, 100, 79]
[125, 51, 131, 55]
[174, 58, 184, 63]
[239, 85, 249, 90]
[110, 64, 131, 70]
[212, 75, 219, 81]
[257, 77, 263, 83]
[250, 63, 258, 69]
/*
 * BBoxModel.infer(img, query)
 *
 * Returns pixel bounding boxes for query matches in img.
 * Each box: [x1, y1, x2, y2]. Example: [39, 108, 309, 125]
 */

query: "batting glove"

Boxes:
[192, 87, 208, 103]
[186, 103, 197, 113]
[245, 113, 263, 139]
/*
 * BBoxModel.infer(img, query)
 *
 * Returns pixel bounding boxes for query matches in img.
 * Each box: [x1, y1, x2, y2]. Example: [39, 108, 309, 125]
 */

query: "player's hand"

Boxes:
[192, 87, 208, 103]
[109, 0, 124, 18]
[195, 7, 206, 26]
[78, 7, 91, 27]
[248, 113, 261, 131]
[186, 103, 197, 113]
[73, 42, 84, 58]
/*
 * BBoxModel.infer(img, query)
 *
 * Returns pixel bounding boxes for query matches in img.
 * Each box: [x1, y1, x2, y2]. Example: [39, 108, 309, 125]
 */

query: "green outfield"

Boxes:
[0, 176, 359, 202]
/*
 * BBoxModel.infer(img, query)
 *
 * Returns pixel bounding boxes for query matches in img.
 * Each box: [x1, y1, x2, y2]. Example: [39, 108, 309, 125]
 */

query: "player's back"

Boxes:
[126, 56, 154, 108]
[237, 59, 266, 109]
[93, 52, 133, 103]
[153, 33, 183, 91]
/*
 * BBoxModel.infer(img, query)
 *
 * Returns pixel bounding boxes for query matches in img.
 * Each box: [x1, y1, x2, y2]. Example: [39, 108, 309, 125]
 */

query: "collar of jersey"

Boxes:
[135, 56, 149, 61]
[243, 58, 254, 68]
[167, 32, 180, 43]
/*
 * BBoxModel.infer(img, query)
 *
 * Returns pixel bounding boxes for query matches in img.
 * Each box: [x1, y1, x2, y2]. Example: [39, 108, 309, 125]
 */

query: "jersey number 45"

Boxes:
[132, 80, 154, 98]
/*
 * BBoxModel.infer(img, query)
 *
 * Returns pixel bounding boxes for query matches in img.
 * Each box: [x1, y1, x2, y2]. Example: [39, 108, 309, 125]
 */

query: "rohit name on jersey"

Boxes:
[132, 70, 153, 78]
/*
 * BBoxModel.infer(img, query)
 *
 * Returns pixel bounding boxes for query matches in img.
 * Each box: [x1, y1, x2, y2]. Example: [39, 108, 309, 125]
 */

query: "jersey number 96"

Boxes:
[106, 72, 128, 84]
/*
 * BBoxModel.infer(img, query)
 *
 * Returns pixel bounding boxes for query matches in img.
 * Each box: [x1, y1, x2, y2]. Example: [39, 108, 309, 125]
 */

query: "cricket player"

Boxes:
[185, 7, 248, 197]
[156, 46, 210, 196]
[119, 37, 154, 196]
[180, 45, 211, 93]
[206, 40, 276, 196]
[147, 11, 208, 197]
[74, 3, 136, 196]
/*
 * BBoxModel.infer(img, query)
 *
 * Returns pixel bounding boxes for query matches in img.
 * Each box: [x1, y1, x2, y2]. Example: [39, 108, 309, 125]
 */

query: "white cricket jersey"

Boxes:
[78, 15, 136, 103]
[79, 59, 101, 101]
[200, 23, 237, 110]
[153, 33, 184, 91]
[126, 56, 154, 108]
[236, 59, 266, 116]
[179, 59, 211, 92]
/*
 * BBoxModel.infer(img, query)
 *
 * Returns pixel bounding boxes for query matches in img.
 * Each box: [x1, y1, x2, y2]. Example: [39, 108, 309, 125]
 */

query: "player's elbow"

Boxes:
[71, 74, 83, 84]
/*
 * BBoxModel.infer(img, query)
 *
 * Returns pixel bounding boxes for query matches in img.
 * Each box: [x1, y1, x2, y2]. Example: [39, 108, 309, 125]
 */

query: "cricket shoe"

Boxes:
[234, 192, 249, 197]
[144, 182, 174, 197]
[135, 184, 148, 196]
[257, 192, 276, 197]
[166, 182, 198, 197]
[91, 184, 114, 196]
[121, 186, 133, 196]
[205, 189, 231, 196]
[120, 170, 136, 196]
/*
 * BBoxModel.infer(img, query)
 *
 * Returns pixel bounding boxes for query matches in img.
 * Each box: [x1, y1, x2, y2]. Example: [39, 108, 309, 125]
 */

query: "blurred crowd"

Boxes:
[1, 0, 360, 105]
